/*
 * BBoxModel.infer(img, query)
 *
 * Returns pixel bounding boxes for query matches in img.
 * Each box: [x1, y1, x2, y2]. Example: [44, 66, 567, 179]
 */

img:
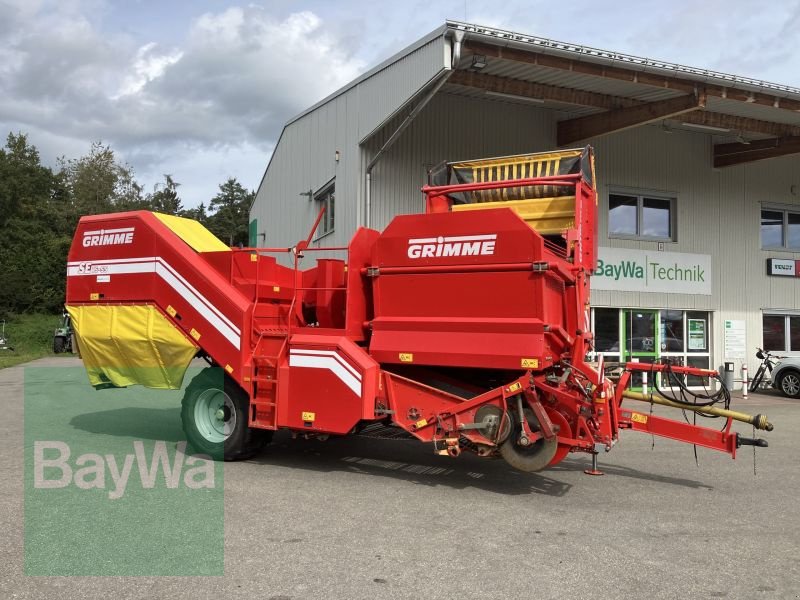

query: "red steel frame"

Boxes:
[65, 148, 769, 472]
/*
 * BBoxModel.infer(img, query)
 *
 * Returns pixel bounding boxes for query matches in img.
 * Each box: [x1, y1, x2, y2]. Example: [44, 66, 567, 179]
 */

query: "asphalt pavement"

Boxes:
[2, 357, 799, 599]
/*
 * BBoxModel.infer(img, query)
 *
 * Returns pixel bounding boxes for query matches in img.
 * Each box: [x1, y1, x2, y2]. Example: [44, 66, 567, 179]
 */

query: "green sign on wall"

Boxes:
[249, 218, 258, 247]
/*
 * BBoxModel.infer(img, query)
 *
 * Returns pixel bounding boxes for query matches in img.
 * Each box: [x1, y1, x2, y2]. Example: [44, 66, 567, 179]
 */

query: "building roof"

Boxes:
[268, 21, 800, 181]
[447, 20, 800, 100]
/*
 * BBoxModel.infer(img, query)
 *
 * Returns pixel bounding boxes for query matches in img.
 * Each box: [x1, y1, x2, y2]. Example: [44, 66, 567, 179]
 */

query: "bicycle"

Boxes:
[748, 347, 782, 392]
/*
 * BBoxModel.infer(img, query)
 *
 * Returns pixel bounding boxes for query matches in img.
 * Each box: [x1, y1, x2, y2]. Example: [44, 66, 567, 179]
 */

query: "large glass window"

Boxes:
[609, 192, 676, 241]
[761, 208, 800, 250]
[660, 310, 684, 352]
[642, 198, 672, 238]
[608, 195, 637, 236]
[592, 308, 711, 389]
[762, 313, 800, 351]
[594, 308, 620, 353]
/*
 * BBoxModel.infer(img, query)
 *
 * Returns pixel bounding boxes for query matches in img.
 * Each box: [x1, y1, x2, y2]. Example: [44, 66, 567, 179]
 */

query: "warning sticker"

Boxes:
[521, 358, 539, 369]
[631, 412, 648, 424]
[399, 353, 414, 363]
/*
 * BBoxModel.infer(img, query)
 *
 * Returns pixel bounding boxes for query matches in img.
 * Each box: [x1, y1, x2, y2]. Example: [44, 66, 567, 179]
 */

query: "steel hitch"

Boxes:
[736, 435, 768, 448]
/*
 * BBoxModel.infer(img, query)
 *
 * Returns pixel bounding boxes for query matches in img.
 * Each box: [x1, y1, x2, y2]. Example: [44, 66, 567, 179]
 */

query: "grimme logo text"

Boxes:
[407, 234, 497, 259]
[34, 441, 214, 500]
[82, 226, 135, 247]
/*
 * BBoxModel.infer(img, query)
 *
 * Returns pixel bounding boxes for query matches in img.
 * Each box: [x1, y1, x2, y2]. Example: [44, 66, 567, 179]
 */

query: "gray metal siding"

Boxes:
[252, 35, 447, 255]
[589, 125, 800, 373]
[364, 92, 556, 230]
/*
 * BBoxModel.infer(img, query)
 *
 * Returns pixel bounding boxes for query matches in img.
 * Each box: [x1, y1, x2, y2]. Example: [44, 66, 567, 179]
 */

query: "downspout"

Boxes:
[364, 29, 465, 228]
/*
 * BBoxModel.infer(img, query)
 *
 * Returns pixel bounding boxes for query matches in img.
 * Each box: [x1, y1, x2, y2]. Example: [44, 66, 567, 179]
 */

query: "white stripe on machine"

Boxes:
[288, 350, 362, 396]
[67, 256, 241, 349]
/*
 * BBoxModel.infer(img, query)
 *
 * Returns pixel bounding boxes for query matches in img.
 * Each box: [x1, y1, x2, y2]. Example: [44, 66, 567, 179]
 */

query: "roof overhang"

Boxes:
[441, 21, 800, 167]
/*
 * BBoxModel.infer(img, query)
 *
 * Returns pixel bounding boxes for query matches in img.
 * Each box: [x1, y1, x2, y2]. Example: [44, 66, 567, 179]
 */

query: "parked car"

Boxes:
[771, 356, 800, 398]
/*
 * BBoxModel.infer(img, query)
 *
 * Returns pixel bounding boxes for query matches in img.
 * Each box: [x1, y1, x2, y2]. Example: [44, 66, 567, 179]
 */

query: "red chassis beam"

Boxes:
[613, 361, 752, 458]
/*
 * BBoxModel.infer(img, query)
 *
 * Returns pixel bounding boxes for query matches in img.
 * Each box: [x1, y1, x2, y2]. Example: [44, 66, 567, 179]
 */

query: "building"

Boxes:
[251, 21, 800, 385]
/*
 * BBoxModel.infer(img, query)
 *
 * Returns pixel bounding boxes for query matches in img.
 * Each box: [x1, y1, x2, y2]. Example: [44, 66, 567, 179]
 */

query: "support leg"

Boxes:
[584, 452, 604, 476]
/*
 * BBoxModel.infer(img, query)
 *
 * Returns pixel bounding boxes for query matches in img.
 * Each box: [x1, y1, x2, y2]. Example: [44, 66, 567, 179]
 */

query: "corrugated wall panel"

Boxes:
[364, 93, 556, 230]
[252, 36, 446, 258]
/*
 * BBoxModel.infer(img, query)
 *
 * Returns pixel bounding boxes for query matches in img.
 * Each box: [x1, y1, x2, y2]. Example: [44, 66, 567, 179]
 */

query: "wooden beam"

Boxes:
[466, 41, 800, 114]
[448, 69, 639, 110]
[450, 70, 800, 139]
[714, 136, 800, 168]
[681, 111, 800, 138]
[557, 93, 706, 146]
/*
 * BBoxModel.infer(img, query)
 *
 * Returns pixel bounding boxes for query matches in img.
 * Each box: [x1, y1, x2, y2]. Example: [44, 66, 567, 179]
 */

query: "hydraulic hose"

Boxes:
[622, 390, 774, 431]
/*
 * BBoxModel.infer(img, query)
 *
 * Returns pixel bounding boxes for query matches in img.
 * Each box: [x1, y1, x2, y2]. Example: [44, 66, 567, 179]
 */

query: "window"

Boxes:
[590, 308, 711, 389]
[761, 208, 800, 250]
[609, 192, 676, 241]
[314, 179, 335, 237]
[762, 313, 800, 351]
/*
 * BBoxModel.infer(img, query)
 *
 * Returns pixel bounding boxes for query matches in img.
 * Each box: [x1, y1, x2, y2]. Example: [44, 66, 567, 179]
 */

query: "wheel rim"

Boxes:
[782, 374, 800, 396]
[194, 389, 236, 443]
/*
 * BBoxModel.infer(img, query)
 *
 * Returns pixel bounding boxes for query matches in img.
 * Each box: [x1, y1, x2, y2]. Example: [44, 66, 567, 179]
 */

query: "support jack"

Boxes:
[584, 452, 604, 476]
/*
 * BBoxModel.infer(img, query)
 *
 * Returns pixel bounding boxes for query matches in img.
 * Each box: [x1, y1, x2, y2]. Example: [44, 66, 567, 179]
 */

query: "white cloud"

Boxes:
[114, 43, 183, 99]
[4, 0, 800, 209]
[0, 2, 365, 205]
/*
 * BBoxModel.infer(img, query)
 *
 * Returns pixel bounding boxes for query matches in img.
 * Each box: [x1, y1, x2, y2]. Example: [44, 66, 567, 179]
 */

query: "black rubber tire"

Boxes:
[498, 406, 558, 473]
[181, 368, 272, 461]
[53, 336, 65, 354]
[748, 366, 765, 393]
[778, 369, 800, 399]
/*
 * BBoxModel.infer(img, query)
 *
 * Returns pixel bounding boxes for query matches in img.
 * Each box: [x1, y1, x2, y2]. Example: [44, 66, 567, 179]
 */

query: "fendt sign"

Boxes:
[593, 247, 712, 295]
[766, 258, 800, 277]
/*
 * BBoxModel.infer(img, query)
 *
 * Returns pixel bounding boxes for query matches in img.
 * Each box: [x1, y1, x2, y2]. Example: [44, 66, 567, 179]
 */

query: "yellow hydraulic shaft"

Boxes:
[622, 390, 774, 431]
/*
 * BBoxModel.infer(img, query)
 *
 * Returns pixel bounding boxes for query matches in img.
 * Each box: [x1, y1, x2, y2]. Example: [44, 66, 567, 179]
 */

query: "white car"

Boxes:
[771, 356, 800, 398]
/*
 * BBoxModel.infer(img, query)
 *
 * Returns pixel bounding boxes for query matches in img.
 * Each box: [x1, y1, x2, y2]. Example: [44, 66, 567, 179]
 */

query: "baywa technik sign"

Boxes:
[593, 247, 712, 295]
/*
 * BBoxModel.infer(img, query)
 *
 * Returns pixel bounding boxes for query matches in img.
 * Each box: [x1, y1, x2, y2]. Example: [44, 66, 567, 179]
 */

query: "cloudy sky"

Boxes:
[2, 0, 798, 207]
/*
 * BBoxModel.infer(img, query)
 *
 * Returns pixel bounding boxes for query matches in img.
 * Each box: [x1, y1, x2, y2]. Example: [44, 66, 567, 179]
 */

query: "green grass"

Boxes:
[0, 313, 67, 369]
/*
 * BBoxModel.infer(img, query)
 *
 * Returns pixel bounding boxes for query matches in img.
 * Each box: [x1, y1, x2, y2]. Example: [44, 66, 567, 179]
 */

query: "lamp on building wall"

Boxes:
[471, 54, 487, 70]
[299, 189, 313, 200]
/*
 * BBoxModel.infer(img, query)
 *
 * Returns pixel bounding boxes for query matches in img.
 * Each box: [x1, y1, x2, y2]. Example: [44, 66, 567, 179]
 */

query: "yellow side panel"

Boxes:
[452, 196, 576, 235]
[66, 304, 199, 390]
[153, 212, 230, 253]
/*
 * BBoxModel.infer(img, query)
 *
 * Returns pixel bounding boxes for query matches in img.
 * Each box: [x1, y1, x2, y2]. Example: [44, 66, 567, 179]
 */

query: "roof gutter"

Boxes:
[364, 29, 465, 228]
[448, 20, 800, 101]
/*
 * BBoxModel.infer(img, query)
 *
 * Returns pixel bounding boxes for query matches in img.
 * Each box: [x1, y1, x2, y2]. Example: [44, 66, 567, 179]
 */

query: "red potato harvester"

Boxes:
[65, 147, 772, 473]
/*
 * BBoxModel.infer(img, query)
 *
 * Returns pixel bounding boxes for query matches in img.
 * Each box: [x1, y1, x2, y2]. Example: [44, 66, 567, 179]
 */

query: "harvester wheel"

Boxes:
[53, 336, 65, 354]
[499, 407, 558, 473]
[181, 368, 272, 461]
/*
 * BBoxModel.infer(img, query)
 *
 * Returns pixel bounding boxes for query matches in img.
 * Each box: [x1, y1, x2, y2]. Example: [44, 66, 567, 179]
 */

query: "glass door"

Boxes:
[622, 309, 658, 389]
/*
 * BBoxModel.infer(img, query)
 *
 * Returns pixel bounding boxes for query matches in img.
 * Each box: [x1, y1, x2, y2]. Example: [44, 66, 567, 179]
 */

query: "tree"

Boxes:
[0, 132, 58, 229]
[0, 133, 67, 314]
[180, 201, 208, 223]
[58, 141, 144, 214]
[148, 174, 183, 215]
[206, 178, 253, 246]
